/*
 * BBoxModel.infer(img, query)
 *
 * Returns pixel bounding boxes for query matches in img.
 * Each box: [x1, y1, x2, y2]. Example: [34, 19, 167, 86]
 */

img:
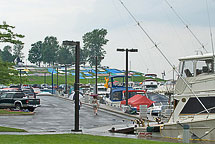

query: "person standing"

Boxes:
[92, 96, 99, 115]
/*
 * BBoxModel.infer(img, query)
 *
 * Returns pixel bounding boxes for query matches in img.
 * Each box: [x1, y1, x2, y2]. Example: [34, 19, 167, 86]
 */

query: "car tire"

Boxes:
[15, 103, 21, 110]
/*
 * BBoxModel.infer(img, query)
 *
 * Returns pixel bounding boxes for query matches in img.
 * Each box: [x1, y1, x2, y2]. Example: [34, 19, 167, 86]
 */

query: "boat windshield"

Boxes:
[111, 91, 122, 101]
[180, 58, 214, 77]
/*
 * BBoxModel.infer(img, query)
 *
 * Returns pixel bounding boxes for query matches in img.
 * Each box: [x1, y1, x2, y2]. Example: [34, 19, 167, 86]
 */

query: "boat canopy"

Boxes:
[109, 75, 132, 88]
[121, 94, 154, 111]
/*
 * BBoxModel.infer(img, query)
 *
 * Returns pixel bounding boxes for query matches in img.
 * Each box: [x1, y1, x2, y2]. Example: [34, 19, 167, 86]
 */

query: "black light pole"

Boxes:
[57, 66, 59, 91]
[74, 41, 80, 132]
[117, 48, 138, 106]
[52, 70, 54, 94]
[95, 56, 104, 94]
[63, 40, 81, 132]
[65, 64, 67, 94]
[95, 56, 98, 94]
[126, 49, 128, 105]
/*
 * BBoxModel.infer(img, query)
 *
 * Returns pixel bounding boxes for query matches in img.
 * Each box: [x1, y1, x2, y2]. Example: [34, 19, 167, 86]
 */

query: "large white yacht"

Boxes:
[161, 53, 215, 141]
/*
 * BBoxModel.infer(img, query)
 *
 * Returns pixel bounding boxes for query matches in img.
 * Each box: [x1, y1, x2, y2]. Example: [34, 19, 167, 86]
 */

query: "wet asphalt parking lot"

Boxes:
[0, 95, 134, 133]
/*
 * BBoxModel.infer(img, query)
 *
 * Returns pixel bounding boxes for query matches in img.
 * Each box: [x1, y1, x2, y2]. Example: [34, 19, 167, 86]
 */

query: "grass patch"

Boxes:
[0, 133, 177, 144]
[0, 109, 31, 115]
[0, 126, 26, 132]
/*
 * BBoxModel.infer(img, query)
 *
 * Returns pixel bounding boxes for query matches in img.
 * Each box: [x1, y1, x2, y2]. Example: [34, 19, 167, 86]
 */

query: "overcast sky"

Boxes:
[1, 0, 215, 79]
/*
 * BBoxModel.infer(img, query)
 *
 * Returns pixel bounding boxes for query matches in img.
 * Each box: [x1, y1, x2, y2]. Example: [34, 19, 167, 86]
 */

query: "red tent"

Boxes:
[121, 94, 154, 111]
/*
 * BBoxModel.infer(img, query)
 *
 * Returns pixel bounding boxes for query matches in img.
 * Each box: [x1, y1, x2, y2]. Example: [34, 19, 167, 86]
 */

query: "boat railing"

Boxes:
[191, 106, 215, 120]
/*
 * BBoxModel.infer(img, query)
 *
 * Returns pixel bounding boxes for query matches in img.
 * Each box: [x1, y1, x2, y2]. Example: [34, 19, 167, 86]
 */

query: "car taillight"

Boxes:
[26, 100, 29, 104]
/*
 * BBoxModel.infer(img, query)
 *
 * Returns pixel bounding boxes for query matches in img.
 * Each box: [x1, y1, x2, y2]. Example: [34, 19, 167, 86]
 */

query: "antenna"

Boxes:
[206, 0, 215, 57]
[118, 0, 209, 113]
[164, 0, 208, 53]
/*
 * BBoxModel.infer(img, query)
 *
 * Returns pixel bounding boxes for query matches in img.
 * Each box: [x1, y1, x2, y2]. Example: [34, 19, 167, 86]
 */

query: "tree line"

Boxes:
[0, 21, 109, 85]
[1, 29, 109, 67]
[28, 28, 108, 67]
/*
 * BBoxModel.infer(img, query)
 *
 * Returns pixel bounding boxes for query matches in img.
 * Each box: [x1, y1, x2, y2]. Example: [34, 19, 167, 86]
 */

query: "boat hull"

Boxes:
[161, 118, 215, 141]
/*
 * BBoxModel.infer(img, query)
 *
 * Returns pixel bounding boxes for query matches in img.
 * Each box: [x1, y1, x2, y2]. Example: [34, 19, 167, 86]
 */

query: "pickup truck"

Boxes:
[0, 91, 40, 112]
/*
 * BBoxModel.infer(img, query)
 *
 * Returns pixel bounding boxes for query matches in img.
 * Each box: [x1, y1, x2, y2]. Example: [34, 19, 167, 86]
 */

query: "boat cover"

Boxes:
[121, 94, 154, 111]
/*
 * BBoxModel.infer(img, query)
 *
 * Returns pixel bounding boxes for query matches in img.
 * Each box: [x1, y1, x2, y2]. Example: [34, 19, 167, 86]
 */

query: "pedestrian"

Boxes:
[92, 96, 99, 115]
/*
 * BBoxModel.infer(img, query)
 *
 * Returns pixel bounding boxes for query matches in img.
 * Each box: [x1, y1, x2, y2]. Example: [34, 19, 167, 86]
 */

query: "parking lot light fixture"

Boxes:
[117, 48, 138, 106]
[63, 40, 81, 132]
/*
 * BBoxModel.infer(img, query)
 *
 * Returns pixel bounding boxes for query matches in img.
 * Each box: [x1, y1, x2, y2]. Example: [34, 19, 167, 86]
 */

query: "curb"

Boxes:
[0, 112, 35, 116]
[56, 94, 139, 119]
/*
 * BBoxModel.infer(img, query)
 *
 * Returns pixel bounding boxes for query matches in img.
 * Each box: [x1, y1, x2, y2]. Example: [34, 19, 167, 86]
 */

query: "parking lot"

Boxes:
[0, 95, 135, 134]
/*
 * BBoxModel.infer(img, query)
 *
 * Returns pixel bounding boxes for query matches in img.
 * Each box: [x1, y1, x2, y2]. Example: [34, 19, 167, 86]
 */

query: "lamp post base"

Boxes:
[71, 129, 82, 132]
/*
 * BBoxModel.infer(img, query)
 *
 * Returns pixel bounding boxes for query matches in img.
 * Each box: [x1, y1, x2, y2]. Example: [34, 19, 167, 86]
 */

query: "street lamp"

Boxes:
[56, 65, 59, 91]
[65, 64, 68, 94]
[63, 40, 81, 132]
[117, 48, 138, 106]
[95, 56, 104, 94]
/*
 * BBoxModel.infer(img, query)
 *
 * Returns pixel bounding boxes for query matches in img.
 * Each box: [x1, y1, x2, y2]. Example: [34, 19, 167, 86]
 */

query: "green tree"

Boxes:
[82, 28, 108, 66]
[0, 21, 24, 44]
[28, 41, 43, 67]
[13, 44, 24, 64]
[42, 36, 59, 65]
[0, 22, 24, 85]
[1, 45, 15, 62]
[57, 45, 74, 65]
[80, 46, 89, 66]
[0, 60, 20, 85]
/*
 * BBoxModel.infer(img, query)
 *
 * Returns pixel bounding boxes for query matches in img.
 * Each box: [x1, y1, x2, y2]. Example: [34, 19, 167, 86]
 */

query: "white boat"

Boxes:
[97, 83, 109, 97]
[161, 53, 215, 141]
[141, 79, 158, 92]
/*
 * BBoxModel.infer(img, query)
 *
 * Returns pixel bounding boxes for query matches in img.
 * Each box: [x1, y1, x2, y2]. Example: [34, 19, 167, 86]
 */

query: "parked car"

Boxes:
[48, 84, 57, 89]
[41, 84, 49, 89]
[32, 84, 41, 89]
[37, 89, 53, 96]
[0, 91, 40, 112]
[9, 85, 20, 88]
[22, 88, 35, 98]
